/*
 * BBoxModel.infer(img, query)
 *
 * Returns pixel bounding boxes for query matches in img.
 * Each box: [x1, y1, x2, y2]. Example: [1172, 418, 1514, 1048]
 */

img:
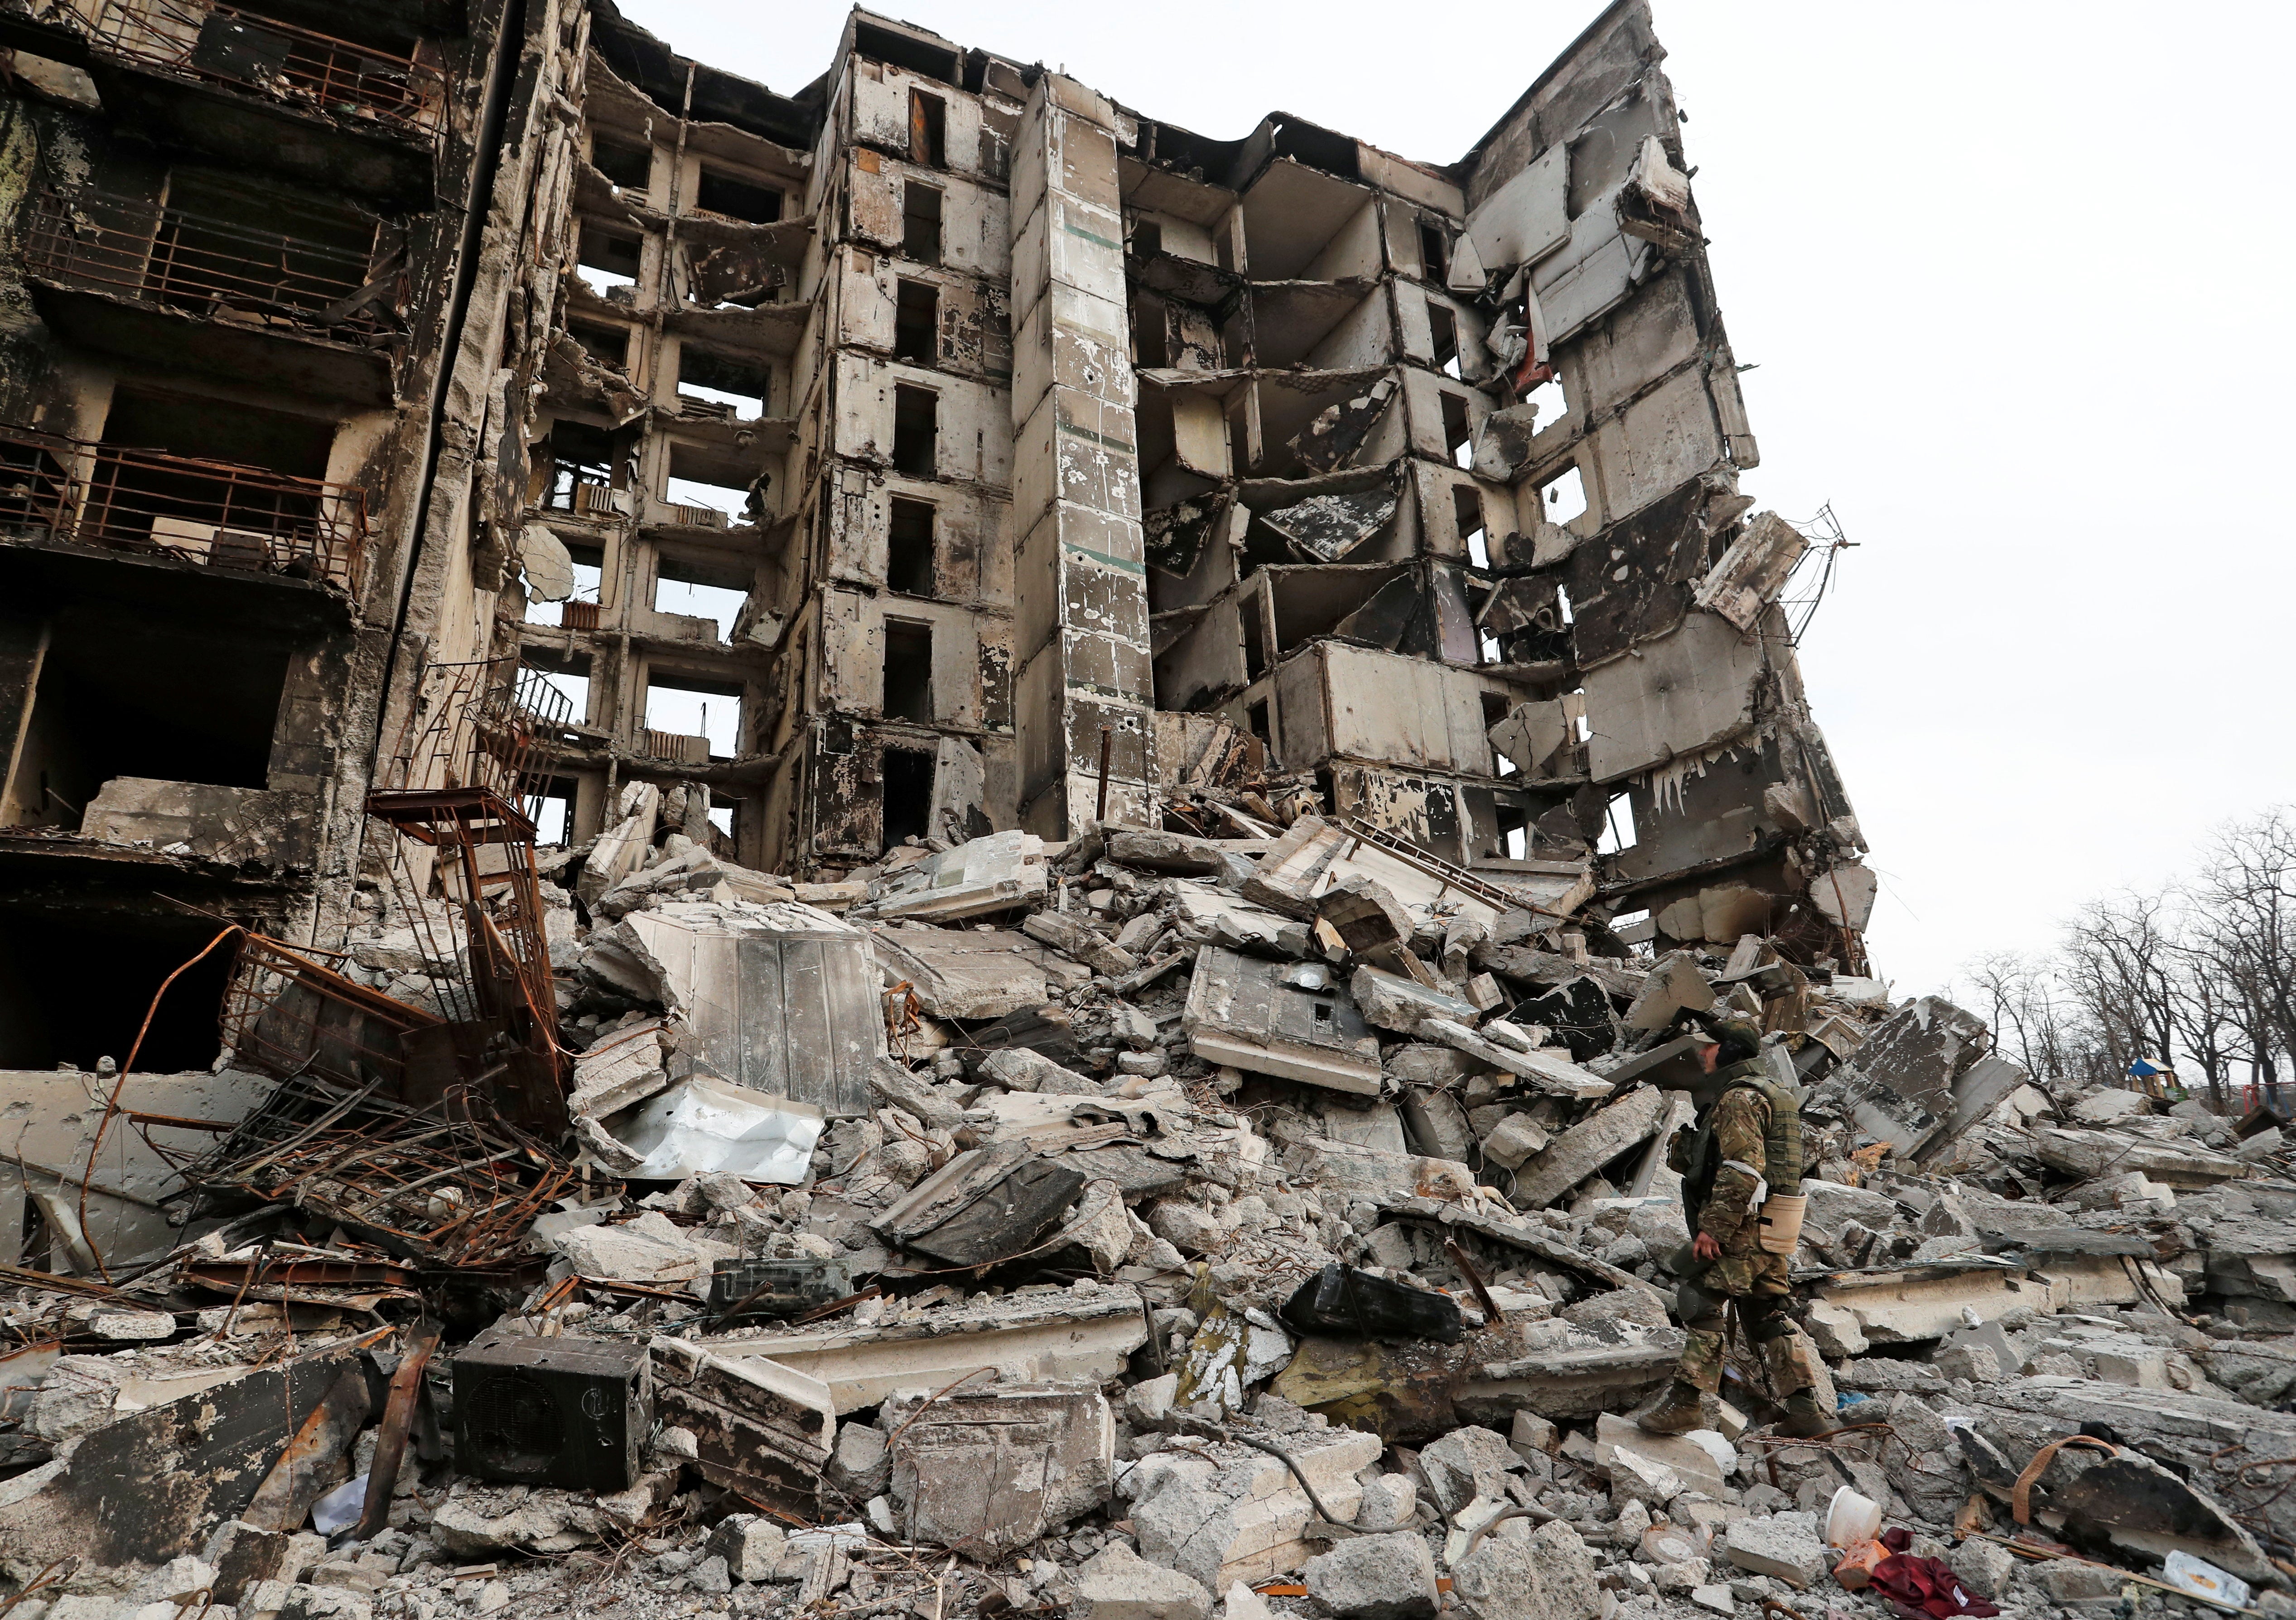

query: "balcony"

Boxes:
[0, 426, 367, 595]
[72, 1, 445, 203]
[23, 186, 396, 403]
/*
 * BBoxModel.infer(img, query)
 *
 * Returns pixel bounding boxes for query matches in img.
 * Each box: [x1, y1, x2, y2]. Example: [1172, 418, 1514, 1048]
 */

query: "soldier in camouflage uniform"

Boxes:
[1635, 1014, 1830, 1438]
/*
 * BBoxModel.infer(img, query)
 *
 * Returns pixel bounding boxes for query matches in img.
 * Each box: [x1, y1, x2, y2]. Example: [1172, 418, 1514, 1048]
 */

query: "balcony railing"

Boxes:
[81, 0, 445, 141]
[23, 188, 392, 336]
[0, 425, 367, 593]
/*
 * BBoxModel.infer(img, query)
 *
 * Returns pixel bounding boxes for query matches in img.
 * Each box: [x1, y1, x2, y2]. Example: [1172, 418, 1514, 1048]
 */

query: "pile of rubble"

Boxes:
[10, 790, 2296, 1620]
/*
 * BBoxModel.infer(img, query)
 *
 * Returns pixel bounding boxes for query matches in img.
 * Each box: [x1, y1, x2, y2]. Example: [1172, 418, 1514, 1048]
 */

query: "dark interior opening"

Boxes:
[853, 23, 960, 85]
[677, 345, 771, 416]
[910, 90, 947, 169]
[567, 318, 629, 368]
[542, 421, 617, 509]
[1418, 219, 1449, 283]
[882, 620, 933, 722]
[153, 169, 375, 316]
[577, 223, 643, 283]
[0, 907, 235, 1072]
[1242, 598, 1268, 681]
[1131, 220, 1162, 259]
[1453, 484, 1486, 557]
[891, 386, 937, 476]
[590, 135, 651, 190]
[1441, 392, 1473, 464]
[886, 496, 935, 595]
[13, 608, 288, 823]
[1428, 302, 1460, 375]
[882, 747, 934, 847]
[1247, 699, 1272, 751]
[893, 279, 938, 364]
[1133, 295, 1170, 368]
[695, 167, 783, 224]
[902, 183, 943, 264]
[103, 388, 333, 475]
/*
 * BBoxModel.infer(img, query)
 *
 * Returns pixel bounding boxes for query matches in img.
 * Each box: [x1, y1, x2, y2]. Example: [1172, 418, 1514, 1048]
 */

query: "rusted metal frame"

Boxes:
[24, 189, 384, 331]
[354, 1324, 440, 1540]
[87, 0, 446, 140]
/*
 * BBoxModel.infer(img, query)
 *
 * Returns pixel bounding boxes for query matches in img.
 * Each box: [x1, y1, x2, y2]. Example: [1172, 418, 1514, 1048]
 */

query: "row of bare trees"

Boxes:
[1958, 808, 2296, 1113]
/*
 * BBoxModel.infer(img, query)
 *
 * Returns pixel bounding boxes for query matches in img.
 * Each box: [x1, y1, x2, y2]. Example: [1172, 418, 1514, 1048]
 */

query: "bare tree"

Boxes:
[2060, 890, 2181, 1082]
[2166, 924, 2246, 1112]
[2193, 810, 2296, 1105]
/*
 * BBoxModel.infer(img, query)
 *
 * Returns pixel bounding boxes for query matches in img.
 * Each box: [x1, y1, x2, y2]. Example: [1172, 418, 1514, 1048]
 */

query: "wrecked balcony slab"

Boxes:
[79, 779, 319, 869]
[701, 1280, 1149, 1413]
[1243, 815, 1507, 934]
[651, 1337, 835, 1513]
[609, 901, 885, 1117]
[2027, 1126, 2251, 1189]
[1803, 1255, 2182, 1358]
[869, 924, 1089, 1019]
[1183, 947, 1383, 1095]
[1578, 611, 1768, 784]
[863, 830, 1050, 921]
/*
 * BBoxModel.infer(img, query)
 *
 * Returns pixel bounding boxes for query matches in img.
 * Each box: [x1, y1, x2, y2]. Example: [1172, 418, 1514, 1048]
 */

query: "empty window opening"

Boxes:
[532, 775, 579, 846]
[882, 620, 934, 723]
[1540, 464, 1588, 526]
[893, 279, 939, 364]
[1242, 600, 1269, 682]
[567, 318, 629, 369]
[576, 223, 642, 295]
[103, 387, 331, 476]
[1130, 219, 1163, 259]
[1440, 392, 1474, 469]
[1497, 804, 1530, 859]
[523, 651, 592, 724]
[1521, 375, 1567, 434]
[902, 183, 943, 264]
[909, 89, 947, 169]
[88, 389, 338, 564]
[590, 135, 651, 190]
[676, 345, 769, 419]
[891, 385, 938, 476]
[653, 552, 750, 640]
[666, 442, 762, 522]
[1133, 295, 1170, 368]
[523, 540, 604, 626]
[1480, 692, 1514, 776]
[1453, 485, 1487, 567]
[543, 421, 617, 511]
[1246, 699, 1271, 750]
[1596, 791, 1637, 855]
[882, 748, 935, 848]
[707, 798, 734, 838]
[693, 166, 782, 224]
[0, 911, 233, 1073]
[1418, 219, 1449, 284]
[140, 171, 374, 319]
[886, 497, 936, 595]
[645, 672, 743, 759]
[1557, 585, 1576, 626]
[1428, 302, 1462, 380]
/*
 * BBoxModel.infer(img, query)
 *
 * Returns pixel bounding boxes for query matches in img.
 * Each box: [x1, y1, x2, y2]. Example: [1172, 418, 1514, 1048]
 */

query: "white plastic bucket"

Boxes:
[1824, 1485, 1883, 1549]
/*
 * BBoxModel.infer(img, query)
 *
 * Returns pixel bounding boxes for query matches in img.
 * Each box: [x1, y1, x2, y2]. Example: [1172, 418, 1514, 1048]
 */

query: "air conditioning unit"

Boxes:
[452, 1334, 650, 1492]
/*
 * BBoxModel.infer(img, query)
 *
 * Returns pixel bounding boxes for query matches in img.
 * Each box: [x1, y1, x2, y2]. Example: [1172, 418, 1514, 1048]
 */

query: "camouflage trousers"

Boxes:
[1670, 1249, 1817, 1398]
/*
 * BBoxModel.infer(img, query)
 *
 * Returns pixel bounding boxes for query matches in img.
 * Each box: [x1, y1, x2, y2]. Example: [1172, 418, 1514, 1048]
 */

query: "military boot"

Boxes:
[1778, 1387, 1833, 1438]
[1634, 1379, 1711, 1436]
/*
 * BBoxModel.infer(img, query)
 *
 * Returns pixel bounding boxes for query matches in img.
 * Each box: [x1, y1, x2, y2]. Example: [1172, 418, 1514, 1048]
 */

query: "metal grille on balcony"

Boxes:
[23, 188, 392, 336]
[0, 424, 368, 593]
[84, 0, 445, 141]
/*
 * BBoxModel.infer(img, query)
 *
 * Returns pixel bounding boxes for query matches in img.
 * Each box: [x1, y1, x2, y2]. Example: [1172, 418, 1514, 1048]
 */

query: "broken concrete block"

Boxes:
[1149, 1201, 1223, 1256]
[1510, 1086, 1666, 1208]
[1946, 1536, 2015, 1600]
[1349, 964, 1480, 1035]
[707, 1514, 787, 1582]
[1719, 1511, 1828, 1588]
[1447, 1516, 1601, 1620]
[1126, 1427, 1382, 1591]
[979, 1046, 1100, 1095]
[882, 1383, 1113, 1555]
[1072, 1541, 1213, 1620]
[1479, 1113, 1550, 1170]
[1316, 877, 1413, 955]
[2035, 1560, 2122, 1603]
[554, 1212, 715, 1285]
[825, 1423, 891, 1500]
[1302, 1531, 1438, 1620]
[1508, 1412, 1558, 1458]
[1023, 909, 1136, 977]
[650, 1338, 834, 1513]
[1418, 1426, 1522, 1514]
[1354, 1473, 1418, 1530]
[1623, 951, 1716, 1030]
[1185, 947, 1383, 1095]
[1593, 1414, 1725, 1499]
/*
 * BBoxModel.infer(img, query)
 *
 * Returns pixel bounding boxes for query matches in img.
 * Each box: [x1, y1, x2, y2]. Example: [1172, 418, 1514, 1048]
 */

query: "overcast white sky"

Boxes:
[617, 0, 2296, 997]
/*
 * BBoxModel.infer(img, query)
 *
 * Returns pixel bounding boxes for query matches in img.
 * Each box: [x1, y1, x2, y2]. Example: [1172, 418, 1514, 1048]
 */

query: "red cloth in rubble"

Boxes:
[1868, 1552, 2002, 1620]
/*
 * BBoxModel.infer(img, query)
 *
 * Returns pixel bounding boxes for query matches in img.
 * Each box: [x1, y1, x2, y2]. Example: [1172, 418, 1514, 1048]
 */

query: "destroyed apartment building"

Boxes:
[3, 6, 2284, 1620]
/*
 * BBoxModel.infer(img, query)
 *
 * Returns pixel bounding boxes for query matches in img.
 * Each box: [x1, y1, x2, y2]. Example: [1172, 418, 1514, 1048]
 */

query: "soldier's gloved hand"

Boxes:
[1693, 1231, 1720, 1262]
